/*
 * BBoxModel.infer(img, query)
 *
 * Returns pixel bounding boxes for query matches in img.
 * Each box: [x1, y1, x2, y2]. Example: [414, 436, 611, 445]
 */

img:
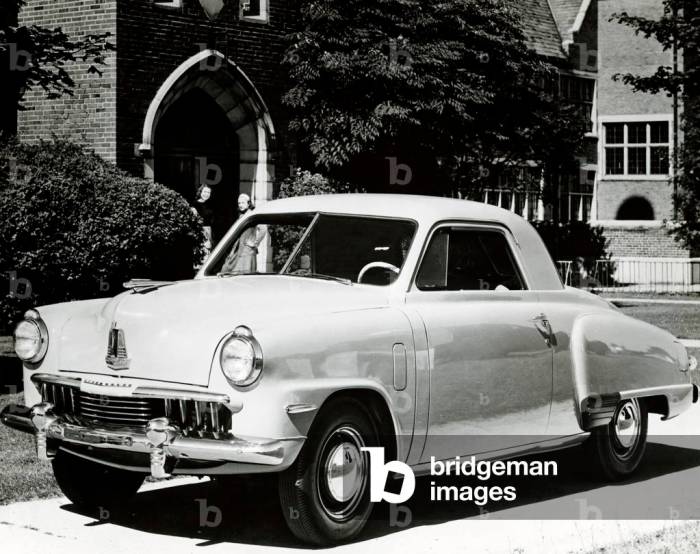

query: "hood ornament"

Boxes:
[106, 322, 131, 370]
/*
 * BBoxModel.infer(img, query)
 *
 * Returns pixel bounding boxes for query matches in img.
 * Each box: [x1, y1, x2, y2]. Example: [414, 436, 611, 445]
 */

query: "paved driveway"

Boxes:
[1, 404, 699, 553]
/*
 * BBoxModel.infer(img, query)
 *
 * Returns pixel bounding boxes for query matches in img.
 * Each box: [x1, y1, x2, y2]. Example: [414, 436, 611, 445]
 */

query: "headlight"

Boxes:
[14, 310, 48, 363]
[220, 326, 263, 387]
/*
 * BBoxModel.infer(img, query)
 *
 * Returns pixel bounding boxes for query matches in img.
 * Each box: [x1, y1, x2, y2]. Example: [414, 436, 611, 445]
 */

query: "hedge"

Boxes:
[0, 139, 205, 333]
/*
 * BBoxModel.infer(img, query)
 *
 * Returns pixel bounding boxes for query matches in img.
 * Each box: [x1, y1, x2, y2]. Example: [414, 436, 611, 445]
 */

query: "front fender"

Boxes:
[571, 312, 693, 429]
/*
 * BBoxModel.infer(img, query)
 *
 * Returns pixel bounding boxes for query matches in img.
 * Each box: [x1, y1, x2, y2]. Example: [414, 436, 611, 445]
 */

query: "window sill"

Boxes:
[241, 15, 270, 24]
[154, 0, 182, 9]
[600, 175, 671, 181]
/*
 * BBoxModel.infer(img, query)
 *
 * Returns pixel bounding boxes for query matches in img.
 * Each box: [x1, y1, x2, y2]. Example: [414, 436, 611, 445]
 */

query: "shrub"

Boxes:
[532, 220, 610, 271]
[0, 139, 205, 333]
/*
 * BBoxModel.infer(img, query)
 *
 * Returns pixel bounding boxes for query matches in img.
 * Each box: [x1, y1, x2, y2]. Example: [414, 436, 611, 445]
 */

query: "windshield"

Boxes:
[205, 213, 417, 286]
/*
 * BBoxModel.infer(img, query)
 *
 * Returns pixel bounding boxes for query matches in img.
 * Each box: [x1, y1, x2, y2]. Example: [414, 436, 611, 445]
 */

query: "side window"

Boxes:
[416, 227, 525, 291]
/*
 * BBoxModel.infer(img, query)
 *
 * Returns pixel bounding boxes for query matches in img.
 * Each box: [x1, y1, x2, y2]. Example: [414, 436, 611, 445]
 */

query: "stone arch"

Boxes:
[616, 196, 655, 220]
[139, 49, 275, 206]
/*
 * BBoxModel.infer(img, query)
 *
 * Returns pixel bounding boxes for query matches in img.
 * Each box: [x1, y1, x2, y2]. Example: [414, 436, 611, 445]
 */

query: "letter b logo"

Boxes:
[362, 447, 415, 504]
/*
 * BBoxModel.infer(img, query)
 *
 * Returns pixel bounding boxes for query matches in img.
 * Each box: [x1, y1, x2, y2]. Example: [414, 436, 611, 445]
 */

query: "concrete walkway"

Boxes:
[608, 297, 700, 306]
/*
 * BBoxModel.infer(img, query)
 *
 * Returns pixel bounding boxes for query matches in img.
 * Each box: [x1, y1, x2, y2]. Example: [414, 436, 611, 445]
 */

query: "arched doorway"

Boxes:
[139, 49, 275, 246]
[154, 88, 239, 245]
[617, 196, 654, 220]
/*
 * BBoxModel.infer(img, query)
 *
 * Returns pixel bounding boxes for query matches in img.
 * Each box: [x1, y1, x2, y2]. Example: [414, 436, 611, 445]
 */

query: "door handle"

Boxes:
[532, 313, 556, 347]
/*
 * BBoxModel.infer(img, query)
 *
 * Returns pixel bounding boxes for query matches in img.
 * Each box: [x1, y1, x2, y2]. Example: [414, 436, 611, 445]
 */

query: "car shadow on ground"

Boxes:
[60, 440, 700, 549]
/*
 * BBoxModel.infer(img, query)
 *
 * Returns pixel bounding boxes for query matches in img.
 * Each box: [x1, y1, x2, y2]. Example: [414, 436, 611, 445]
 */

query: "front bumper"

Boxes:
[1, 403, 304, 478]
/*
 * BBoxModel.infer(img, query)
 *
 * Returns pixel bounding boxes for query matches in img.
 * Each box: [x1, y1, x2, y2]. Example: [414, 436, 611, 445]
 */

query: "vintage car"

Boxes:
[2, 194, 698, 544]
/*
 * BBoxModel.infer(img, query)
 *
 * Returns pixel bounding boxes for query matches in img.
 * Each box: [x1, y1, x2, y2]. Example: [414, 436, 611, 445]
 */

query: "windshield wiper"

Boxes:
[286, 272, 352, 286]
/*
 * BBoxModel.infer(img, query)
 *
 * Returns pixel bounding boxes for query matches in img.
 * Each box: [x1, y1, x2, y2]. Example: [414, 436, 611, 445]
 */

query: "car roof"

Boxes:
[257, 193, 521, 224]
[254, 194, 564, 290]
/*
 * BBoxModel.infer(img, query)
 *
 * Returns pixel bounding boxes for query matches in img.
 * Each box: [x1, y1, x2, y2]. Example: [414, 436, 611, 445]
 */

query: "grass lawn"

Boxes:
[618, 303, 700, 340]
[0, 392, 61, 505]
[0, 336, 13, 356]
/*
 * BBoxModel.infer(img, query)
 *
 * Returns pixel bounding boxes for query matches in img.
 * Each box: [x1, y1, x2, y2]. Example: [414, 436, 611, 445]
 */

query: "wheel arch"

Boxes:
[315, 388, 399, 462]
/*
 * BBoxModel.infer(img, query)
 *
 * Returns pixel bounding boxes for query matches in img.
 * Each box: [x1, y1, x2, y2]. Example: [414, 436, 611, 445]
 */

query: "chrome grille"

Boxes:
[39, 381, 232, 437]
[164, 398, 232, 439]
[78, 392, 160, 426]
[41, 382, 164, 427]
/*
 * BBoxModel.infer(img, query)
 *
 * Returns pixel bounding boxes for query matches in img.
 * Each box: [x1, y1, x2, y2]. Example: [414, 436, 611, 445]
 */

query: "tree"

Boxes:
[612, 0, 700, 253]
[0, 0, 114, 134]
[282, 0, 589, 197]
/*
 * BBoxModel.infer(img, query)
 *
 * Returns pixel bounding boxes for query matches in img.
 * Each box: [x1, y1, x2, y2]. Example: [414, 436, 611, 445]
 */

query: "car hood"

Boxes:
[57, 276, 388, 386]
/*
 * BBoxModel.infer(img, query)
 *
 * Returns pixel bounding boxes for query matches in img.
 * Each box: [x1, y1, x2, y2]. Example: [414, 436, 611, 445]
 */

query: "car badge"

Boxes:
[106, 322, 131, 370]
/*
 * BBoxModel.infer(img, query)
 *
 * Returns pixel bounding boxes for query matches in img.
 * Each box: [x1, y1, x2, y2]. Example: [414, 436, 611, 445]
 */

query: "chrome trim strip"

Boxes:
[31, 373, 80, 388]
[133, 387, 242, 413]
[30, 375, 243, 413]
[286, 403, 318, 414]
[619, 384, 694, 401]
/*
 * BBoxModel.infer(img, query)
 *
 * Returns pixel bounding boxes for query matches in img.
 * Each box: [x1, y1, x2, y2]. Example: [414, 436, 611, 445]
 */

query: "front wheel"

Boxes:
[278, 398, 381, 545]
[588, 398, 648, 480]
[52, 450, 145, 509]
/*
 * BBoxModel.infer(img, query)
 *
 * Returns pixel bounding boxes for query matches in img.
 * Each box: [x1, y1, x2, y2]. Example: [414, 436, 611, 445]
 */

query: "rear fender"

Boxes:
[570, 312, 693, 430]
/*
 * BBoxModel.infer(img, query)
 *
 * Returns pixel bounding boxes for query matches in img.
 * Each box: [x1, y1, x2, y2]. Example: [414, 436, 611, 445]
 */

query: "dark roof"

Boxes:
[516, 0, 567, 60]
[548, 0, 586, 45]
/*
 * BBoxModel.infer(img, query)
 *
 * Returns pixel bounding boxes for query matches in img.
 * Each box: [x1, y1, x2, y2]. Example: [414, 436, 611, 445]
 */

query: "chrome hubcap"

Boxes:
[326, 442, 363, 502]
[612, 399, 641, 458]
[317, 426, 367, 521]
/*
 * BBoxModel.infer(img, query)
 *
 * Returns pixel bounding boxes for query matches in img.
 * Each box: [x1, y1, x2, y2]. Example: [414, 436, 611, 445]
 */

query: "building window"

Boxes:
[241, 0, 269, 21]
[559, 74, 595, 133]
[603, 121, 671, 177]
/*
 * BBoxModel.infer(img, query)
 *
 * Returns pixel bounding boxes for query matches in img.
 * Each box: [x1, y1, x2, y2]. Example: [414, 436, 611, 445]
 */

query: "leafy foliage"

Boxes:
[0, 0, 115, 110]
[611, 1, 700, 253]
[0, 139, 205, 333]
[269, 169, 352, 269]
[282, 0, 589, 195]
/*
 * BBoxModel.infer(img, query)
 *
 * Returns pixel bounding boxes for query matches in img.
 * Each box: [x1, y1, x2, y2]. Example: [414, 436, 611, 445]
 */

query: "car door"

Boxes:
[405, 223, 554, 463]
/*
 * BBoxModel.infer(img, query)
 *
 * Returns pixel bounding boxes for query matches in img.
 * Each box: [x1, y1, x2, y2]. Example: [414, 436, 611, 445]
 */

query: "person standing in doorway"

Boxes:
[221, 193, 267, 273]
[192, 184, 214, 256]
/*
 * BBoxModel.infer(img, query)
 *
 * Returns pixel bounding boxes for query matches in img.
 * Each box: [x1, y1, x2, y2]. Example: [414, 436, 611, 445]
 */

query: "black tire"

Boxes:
[52, 450, 146, 509]
[278, 397, 382, 545]
[588, 398, 648, 480]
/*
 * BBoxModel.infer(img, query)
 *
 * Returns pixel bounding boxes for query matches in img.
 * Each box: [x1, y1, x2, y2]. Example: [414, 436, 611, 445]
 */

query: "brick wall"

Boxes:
[16, 0, 117, 161]
[115, 0, 296, 177]
[602, 224, 689, 258]
[15, 0, 295, 176]
[598, 0, 673, 116]
[596, 178, 674, 220]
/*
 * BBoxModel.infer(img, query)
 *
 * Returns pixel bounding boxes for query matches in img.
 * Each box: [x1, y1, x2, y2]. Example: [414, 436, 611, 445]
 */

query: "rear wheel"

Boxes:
[278, 398, 381, 545]
[588, 398, 647, 480]
[52, 450, 145, 509]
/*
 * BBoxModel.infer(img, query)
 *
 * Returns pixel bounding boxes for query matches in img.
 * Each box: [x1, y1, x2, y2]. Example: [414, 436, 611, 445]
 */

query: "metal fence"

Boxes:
[557, 258, 700, 294]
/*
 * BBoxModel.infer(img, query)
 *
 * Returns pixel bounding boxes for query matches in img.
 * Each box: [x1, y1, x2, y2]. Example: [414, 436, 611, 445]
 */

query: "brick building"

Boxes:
[9, 0, 690, 265]
[14, 0, 293, 243]
[595, 0, 688, 259]
[487, 0, 692, 267]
